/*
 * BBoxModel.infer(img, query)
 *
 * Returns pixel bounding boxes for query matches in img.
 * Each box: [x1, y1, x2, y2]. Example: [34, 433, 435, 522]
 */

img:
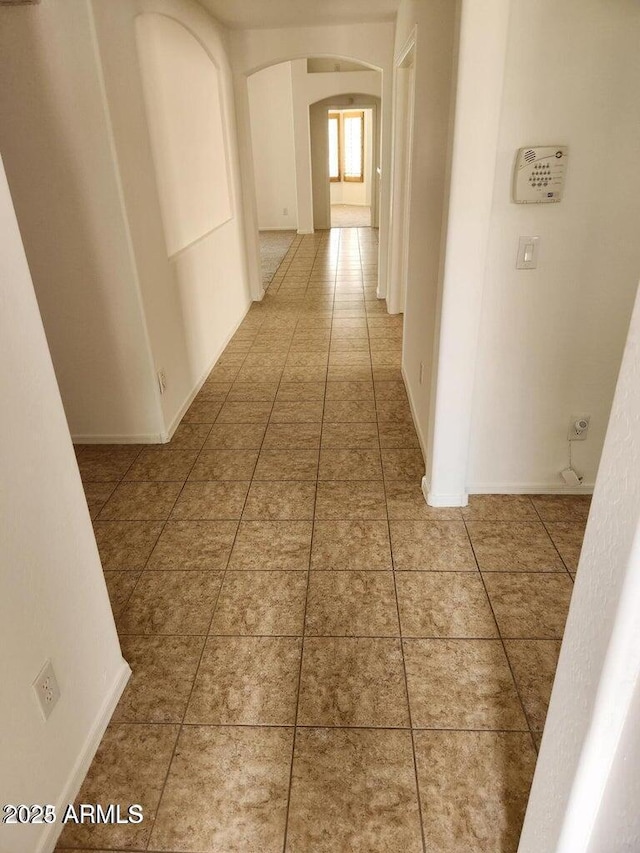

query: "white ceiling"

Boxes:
[196, 0, 400, 30]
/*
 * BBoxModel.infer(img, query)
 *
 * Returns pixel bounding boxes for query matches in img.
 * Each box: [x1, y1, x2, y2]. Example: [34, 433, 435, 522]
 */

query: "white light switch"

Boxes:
[516, 235, 540, 269]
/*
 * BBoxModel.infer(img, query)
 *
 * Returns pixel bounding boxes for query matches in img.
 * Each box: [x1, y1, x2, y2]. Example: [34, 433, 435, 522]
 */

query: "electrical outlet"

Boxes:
[419, 362, 424, 384]
[157, 369, 167, 395]
[568, 414, 590, 441]
[33, 660, 60, 720]
[283, 207, 288, 216]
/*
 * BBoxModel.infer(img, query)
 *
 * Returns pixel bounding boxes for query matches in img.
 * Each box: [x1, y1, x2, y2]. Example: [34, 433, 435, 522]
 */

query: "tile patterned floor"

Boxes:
[62, 227, 589, 853]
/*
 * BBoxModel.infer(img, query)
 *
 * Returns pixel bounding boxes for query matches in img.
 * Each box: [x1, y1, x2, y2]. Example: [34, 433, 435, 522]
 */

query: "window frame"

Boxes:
[328, 111, 342, 183]
[342, 110, 365, 183]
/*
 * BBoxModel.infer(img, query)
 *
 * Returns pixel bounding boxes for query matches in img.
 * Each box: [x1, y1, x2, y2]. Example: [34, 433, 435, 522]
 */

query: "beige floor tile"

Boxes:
[374, 381, 408, 401]
[297, 637, 409, 727]
[170, 481, 249, 520]
[203, 422, 266, 449]
[321, 421, 379, 449]
[227, 381, 279, 402]
[483, 572, 574, 638]
[77, 446, 141, 482]
[276, 381, 326, 401]
[103, 570, 140, 617]
[390, 520, 477, 570]
[545, 521, 585, 571]
[254, 449, 319, 480]
[466, 521, 565, 571]
[93, 520, 163, 570]
[83, 482, 117, 519]
[381, 449, 424, 481]
[270, 400, 324, 422]
[329, 337, 370, 352]
[99, 482, 182, 521]
[118, 571, 222, 635]
[372, 366, 403, 381]
[403, 639, 527, 729]
[325, 380, 374, 400]
[262, 422, 322, 450]
[396, 572, 497, 638]
[281, 365, 327, 382]
[311, 520, 392, 570]
[531, 494, 591, 522]
[189, 449, 259, 480]
[181, 399, 223, 423]
[185, 636, 301, 725]
[216, 401, 273, 424]
[146, 520, 237, 570]
[504, 639, 562, 731]
[228, 521, 312, 570]
[323, 399, 377, 422]
[284, 351, 328, 369]
[378, 422, 420, 448]
[211, 570, 307, 635]
[385, 481, 462, 521]
[414, 730, 536, 853]
[286, 728, 422, 853]
[150, 726, 292, 853]
[114, 635, 205, 723]
[305, 571, 399, 636]
[376, 399, 412, 423]
[243, 481, 316, 520]
[124, 448, 198, 482]
[58, 723, 179, 850]
[196, 379, 232, 400]
[207, 363, 242, 382]
[318, 448, 382, 480]
[462, 494, 538, 521]
[166, 423, 212, 450]
[326, 367, 373, 384]
[315, 480, 387, 520]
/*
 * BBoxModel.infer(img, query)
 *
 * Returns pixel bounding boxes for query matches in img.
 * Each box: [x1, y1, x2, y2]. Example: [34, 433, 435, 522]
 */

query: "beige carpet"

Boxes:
[259, 230, 297, 287]
[331, 204, 372, 228]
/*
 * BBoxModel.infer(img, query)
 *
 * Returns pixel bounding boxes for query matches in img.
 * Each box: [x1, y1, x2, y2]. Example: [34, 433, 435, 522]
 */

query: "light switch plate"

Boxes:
[516, 236, 540, 270]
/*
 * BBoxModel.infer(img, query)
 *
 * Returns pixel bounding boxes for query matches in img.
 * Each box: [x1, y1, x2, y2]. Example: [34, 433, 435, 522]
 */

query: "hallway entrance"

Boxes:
[65, 225, 585, 852]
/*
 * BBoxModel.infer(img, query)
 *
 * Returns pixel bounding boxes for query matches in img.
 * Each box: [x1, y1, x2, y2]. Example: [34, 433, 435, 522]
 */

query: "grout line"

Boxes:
[464, 517, 540, 754]
[281, 230, 333, 853]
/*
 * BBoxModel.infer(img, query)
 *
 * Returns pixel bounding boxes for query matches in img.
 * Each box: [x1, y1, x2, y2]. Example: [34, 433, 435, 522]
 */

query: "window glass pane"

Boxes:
[328, 116, 340, 180]
[343, 113, 363, 180]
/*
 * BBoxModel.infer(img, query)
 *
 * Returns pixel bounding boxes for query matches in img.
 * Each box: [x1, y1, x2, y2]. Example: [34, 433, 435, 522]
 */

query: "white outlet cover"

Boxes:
[33, 659, 61, 720]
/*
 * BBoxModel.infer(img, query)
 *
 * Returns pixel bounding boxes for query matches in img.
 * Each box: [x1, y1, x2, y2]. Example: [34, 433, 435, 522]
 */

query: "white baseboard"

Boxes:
[71, 432, 164, 444]
[162, 303, 253, 443]
[401, 364, 428, 464]
[258, 226, 297, 232]
[38, 658, 131, 853]
[468, 482, 595, 495]
[422, 475, 469, 507]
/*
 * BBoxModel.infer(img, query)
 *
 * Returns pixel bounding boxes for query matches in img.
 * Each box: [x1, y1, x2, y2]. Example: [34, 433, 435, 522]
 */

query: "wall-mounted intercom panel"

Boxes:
[513, 146, 568, 204]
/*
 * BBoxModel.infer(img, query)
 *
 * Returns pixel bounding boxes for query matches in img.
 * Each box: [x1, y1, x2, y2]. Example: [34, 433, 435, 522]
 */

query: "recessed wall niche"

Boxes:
[135, 13, 232, 257]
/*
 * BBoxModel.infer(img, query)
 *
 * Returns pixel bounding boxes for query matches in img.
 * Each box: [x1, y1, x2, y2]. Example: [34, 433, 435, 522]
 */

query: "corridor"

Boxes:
[63, 226, 586, 852]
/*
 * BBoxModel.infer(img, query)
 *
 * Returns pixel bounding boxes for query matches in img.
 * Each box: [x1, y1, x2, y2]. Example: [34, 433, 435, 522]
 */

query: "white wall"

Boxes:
[91, 0, 254, 439]
[0, 156, 129, 853]
[329, 108, 373, 207]
[392, 0, 459, 463]
[465, 0, 640, 493]
[247, 62, 298, 230]
[0, 0, 163, 443]
[519, 281, 640, 852]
